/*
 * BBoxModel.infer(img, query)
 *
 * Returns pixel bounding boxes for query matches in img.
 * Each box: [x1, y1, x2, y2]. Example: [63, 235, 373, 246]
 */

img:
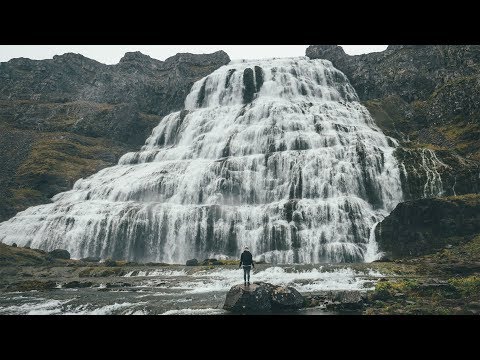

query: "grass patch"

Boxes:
[448, 276, 480, 296]
[78, 267, 124, 278]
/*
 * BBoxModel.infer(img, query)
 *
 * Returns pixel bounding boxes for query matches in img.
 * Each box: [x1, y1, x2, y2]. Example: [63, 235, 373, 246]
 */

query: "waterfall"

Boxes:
[397, 148, 446, 199]
[0, 57, 404, 264]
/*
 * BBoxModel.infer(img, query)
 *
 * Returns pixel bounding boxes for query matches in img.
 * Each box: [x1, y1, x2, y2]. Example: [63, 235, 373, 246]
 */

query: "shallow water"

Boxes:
[0, 265, 383, 315]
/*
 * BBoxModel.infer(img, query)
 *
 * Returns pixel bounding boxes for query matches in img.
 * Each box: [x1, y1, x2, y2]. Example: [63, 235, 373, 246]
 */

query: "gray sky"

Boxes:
[0, 45, 388, 64]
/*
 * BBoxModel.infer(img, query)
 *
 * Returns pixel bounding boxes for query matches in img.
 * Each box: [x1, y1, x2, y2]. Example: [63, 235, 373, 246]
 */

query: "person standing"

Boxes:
[239, 246, 254, 286]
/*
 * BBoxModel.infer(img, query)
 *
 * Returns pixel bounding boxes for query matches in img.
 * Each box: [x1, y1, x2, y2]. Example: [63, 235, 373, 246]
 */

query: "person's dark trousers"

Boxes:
[243, 265, 251, 282]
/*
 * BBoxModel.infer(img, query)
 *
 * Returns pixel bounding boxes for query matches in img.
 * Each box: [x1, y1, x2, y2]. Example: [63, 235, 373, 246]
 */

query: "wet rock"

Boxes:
[186, 259, 199, 266]
[327, 290, 366, 310]
[242, 68, 256, 104]
[106, 282, 132, 288]
[223, 282, 304, 313]
[103, 259, 117, 267]
[254, 66, 264, 92]
[48, 249, 70, 260]
[305, 290, 367, 311]
[10, 280, 57, 291]
[63, 281, 93, 288]
[223, 283, 274, 313]
[201, 258, 222, 266]
[270, 284, 304, 310]
[362, 281, 375, 289]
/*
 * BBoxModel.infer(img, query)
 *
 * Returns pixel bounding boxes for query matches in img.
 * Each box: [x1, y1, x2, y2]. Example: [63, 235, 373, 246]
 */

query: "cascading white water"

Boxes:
[0, 57, 404, 264]
[398, 148, 446, 198]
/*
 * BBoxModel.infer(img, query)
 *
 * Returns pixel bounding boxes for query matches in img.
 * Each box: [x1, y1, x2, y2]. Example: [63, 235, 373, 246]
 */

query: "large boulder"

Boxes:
[186, 258, 199, 266]
[48, 249, 70, 259]
[223, 282, 304, 313]
[200, 258, 222, 266]
[223, 283, 273, 313]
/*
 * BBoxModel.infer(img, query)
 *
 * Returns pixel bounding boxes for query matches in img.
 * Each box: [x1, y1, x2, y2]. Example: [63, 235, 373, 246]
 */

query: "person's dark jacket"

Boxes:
[239, 250, 254, 268]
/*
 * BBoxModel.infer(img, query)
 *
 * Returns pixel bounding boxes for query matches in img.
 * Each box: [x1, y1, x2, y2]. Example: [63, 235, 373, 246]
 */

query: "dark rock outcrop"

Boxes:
[306, 45, 480, 104]
[242, 68, 256, 104]
[200, 258, 222, 266]
[0, 51, 230, 121]
[48, 249, 70, 259]
[186, 258, 199, 266]
[63, 281, 93, 289]
[0, 243, 75, 266]
[375, 194, 480, 258]
[103, 259, 117, 267]
[306, 45, 480, 199]
[223, 282, 304, 313]
[0, 51, 230, 222]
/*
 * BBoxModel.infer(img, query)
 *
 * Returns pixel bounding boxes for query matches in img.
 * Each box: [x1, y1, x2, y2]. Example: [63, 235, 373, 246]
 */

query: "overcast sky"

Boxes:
[0, 45, 388, 64]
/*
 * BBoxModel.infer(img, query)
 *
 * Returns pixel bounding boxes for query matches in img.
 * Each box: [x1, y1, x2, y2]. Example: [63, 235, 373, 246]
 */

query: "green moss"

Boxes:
[17, 138, 107, 182]
[417, 234, 480, 264]
[371, 278, 419, 301]
[366, 277, 473, 314]
[12, 132, 132, 201]
[349, 261, 419, 276]
[10, 188, 43, 201]
[0, 243, 50, 266]
[448, 276, 480, 296]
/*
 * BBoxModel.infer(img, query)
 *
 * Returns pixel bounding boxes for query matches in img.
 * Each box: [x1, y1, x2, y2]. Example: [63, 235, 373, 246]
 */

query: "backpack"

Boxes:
[243, 251, 253, 265]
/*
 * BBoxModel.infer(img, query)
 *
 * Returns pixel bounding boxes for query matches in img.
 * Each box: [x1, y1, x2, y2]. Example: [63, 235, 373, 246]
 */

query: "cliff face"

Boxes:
[306, 45, 480, 200]
[375, 194, 480, 258]
[0, 51, 230, 222]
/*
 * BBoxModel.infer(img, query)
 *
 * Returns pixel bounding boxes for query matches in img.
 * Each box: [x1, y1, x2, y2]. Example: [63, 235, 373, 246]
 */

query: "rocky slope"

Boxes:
[306, 45, 480, 200]
[375, 194, 480, 258]
[0, 51, 230, 222]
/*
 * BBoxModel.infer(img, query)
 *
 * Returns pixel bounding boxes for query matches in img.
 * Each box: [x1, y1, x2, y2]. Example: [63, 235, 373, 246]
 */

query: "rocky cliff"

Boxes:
[375, 194, 480, 258]
[0, 51, 230, 222]
[306, 45, 480, 200]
